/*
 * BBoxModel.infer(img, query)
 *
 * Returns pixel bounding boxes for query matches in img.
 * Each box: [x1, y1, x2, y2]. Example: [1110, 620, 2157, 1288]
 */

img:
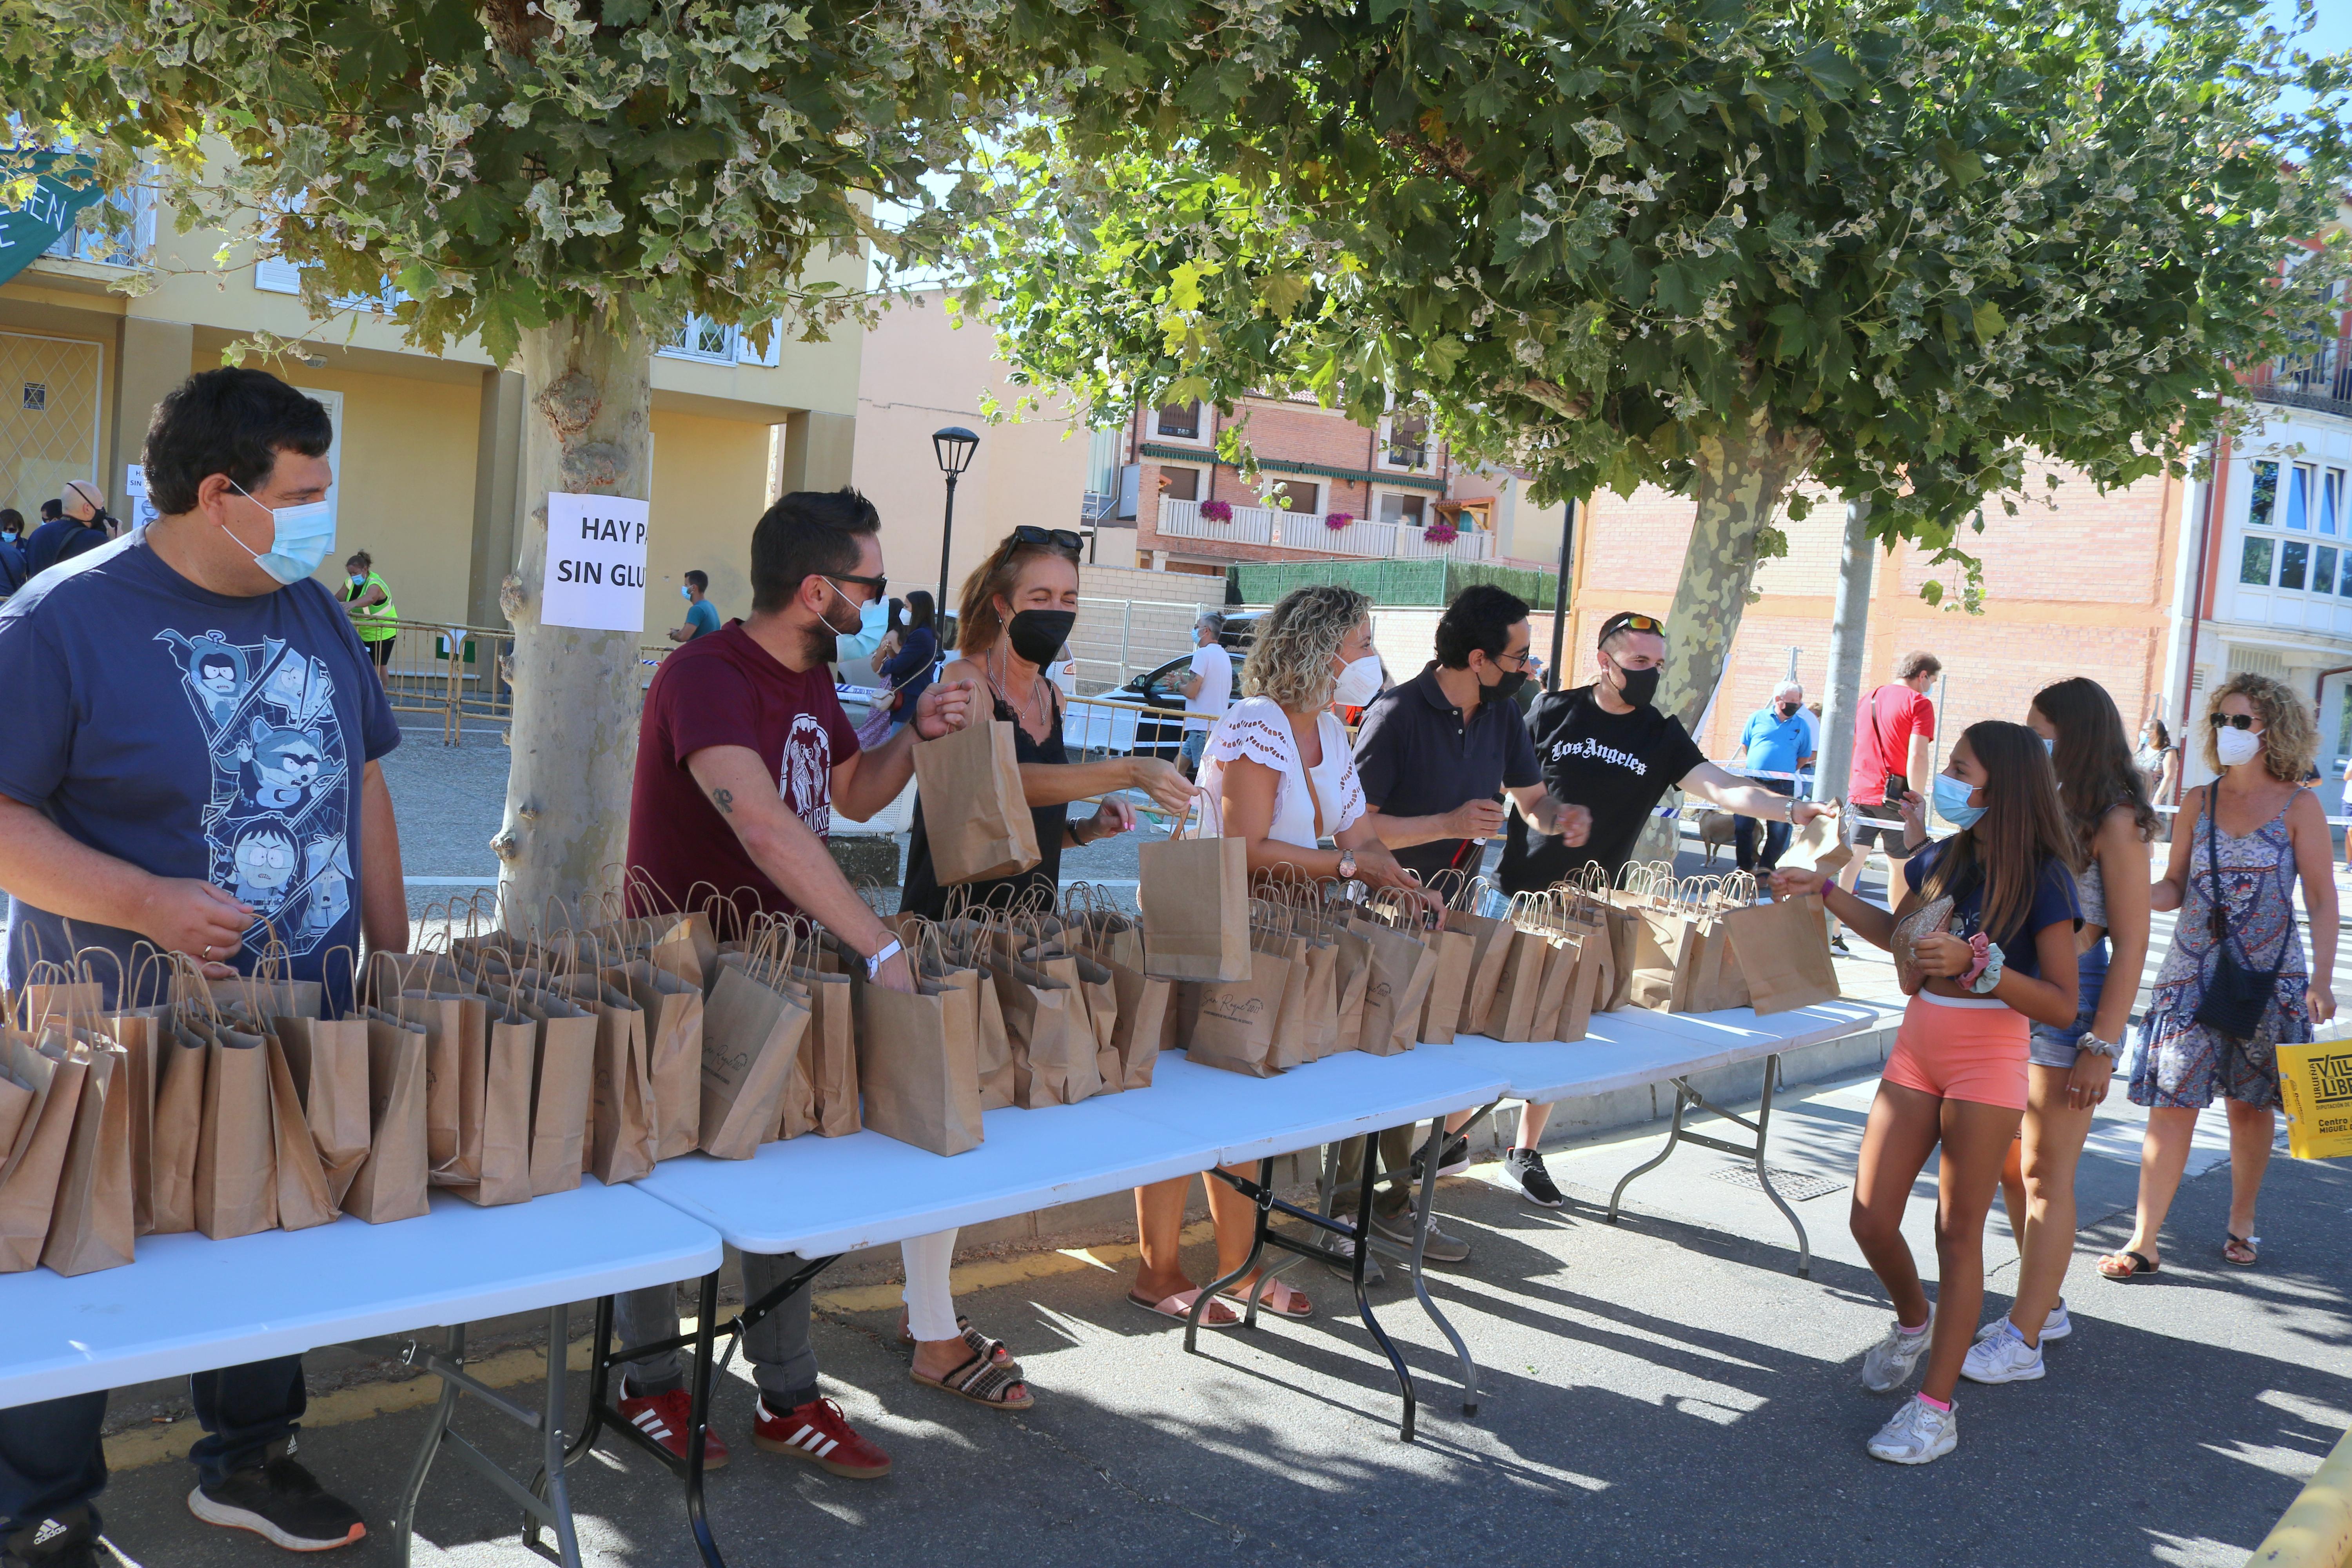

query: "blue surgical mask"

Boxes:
[350, 573, 367, 588]
[681, 584, 693, 601]
[1932, 772, 1986, 831]
[826, 586, 890, 660]
[224, 483, 336, 586]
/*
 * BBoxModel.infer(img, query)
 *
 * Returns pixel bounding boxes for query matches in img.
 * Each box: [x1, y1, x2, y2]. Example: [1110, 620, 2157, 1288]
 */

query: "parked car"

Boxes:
[1062, 611, 1258, 759]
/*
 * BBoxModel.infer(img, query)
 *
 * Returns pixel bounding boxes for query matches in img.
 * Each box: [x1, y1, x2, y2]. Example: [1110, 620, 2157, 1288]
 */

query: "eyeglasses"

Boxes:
[2209, 713, 2259, 731]
[825, 571, 887, 603]
[1493, 648, 1533, 670]
[1011, 525, 1084, 555]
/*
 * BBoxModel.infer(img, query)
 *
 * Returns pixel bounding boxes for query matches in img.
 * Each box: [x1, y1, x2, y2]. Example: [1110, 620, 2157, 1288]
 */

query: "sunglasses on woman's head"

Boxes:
[1011, 525, 1084, 556]
[2210, 713, 2259, 730]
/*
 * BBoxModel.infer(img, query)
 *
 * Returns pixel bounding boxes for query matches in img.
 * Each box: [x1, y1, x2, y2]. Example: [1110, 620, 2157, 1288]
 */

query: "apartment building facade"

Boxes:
[1103, 393, 1568, 581]
[0, 181, 862, 633]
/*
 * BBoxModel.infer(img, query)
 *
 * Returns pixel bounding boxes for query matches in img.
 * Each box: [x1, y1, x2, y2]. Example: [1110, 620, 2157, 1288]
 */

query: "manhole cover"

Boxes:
[1710, 1165, 1846, 1201]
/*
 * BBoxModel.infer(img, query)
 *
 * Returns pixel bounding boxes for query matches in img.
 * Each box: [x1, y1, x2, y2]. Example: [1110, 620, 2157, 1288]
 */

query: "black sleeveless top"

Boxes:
[899, 686, 1067, 920]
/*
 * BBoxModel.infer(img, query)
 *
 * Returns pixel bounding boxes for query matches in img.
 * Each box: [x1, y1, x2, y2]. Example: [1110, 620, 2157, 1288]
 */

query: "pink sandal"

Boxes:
[1128, 1288, 1241, 1328]
[1221, 1276, 1313, 1321]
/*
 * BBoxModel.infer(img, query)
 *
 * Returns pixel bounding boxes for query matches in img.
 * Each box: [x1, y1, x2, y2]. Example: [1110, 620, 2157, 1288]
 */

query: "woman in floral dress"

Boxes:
[2099, 673, 2337, 1276]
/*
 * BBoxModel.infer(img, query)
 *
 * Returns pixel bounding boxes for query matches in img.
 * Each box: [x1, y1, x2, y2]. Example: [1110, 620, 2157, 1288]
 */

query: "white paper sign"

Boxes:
[539, 491, 650, 633]
[122, 463, 160, 530]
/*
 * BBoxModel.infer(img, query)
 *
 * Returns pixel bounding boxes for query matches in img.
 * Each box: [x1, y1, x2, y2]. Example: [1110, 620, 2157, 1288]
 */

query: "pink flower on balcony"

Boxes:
[1424, 519, 1459, 545]
[1323, 510, 1354, 531]
[1199, 499, 1234, 523]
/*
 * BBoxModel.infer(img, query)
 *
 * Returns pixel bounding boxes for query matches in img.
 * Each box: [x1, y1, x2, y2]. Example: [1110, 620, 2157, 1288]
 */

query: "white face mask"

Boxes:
[2215, 724, 2263, 768]
[1331, 653, 1384, 708]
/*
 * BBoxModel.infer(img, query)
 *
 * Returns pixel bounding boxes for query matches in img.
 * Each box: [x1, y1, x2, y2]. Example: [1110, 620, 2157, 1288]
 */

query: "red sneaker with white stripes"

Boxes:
[752, 1397, 892, 1479]
[615, 1388, 730, 1470]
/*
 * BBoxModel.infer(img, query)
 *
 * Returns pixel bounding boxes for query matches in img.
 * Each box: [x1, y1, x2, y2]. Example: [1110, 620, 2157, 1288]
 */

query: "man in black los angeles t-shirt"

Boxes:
[1492, 610, 1837, 1208]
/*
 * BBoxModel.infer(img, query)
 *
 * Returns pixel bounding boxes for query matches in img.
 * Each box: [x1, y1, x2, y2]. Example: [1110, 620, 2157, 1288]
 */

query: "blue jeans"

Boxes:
[0, 1356, 305, 1533]
[1180, 730, 1208, 770]
[1734, 778, 1794, 872]
[2029, 941, 2109, 1069]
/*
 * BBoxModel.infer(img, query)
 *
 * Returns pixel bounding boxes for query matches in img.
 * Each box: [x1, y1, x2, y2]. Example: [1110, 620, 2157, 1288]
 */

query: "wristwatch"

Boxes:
[863, 938, 903, 982]
[1336, 849, 1358, 881]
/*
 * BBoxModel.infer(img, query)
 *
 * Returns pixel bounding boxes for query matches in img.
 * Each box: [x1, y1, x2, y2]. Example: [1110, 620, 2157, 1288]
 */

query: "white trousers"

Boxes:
[900, 1227, 960, 1341]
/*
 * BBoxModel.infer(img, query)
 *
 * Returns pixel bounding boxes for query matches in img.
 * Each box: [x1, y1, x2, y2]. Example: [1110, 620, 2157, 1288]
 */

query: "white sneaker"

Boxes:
[1976, 1300, 2071, 1345]
[1961, 1318, 2046, 1384]
[1859, 1311, 1935, 1392]
[1867, 1396, 1960, 1465]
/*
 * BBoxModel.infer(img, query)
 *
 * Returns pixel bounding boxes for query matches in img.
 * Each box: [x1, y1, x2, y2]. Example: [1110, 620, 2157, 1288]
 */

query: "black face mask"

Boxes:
[1777, 702, 1798, 718]
[1005, 608, 1077, 667]
[1484, 665, 1529, 703]
[1611, 658, 1661, 708]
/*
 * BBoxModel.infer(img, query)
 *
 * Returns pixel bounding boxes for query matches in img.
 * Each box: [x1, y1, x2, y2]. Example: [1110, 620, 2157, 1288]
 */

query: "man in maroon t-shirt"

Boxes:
[1837, 649, 1940, 941]
[614, 487, 976, 1479]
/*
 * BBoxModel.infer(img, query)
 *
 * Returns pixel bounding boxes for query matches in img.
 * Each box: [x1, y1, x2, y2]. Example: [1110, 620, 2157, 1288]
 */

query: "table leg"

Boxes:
[521, 1305, 584, 1568]
[684, 1270, 723, 1568]
[1606, 1052, 1809, 1277]
[1346, 1136, 1417, 1443]
[391, 1323, 463, 1566]
[1187, 1158, 1274, 1347]
[1403, 1122, 1479, 1417]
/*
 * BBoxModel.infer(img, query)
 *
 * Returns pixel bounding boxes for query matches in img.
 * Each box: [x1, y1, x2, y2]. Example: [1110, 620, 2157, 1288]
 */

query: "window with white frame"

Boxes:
[1379, 411, 1430, 470]
[253, 258, 407, 314]
[1374, 492, 1425, 526]
[656, 313, 782, 367]
[1155, 400, 1203, 440]
[2241, 457, 2352, 596]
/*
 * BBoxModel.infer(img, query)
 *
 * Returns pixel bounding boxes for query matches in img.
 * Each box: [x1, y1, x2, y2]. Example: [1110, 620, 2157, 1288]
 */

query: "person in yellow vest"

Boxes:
[340, 550, 397, 687]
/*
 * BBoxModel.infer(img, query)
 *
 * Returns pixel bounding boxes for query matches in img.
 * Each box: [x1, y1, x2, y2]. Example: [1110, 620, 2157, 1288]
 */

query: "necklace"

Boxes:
[988, 644, 1051, 737]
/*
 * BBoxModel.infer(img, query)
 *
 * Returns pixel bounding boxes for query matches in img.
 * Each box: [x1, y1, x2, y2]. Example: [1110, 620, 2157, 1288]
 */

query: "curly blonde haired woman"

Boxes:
[2099, 673, 2337, 1278]
[1127, 584, 1423, 1328]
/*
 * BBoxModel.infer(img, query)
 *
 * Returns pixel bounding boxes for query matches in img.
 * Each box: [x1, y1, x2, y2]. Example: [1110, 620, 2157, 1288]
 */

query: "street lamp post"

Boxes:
[932, 426, 979, 645]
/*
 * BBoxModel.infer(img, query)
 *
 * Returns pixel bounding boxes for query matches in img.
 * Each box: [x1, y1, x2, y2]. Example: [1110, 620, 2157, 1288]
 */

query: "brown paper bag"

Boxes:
[148, 1023, 207, 1235]
[911, 719, 1042, 884]
[0, 1034, 84, 1271]
[274, 1015, 372, 1207]
[1177, 947, 1290, 1078]
[798, 969, 860, 1138]
[852, 974, 984, 1156]
[263, 1031, 337, 1231]
[1448, 908, 1514, 1037]
[40, 1038, 134, 1275]
[1101, 956, 1171, 1089]
[344, 1015, 431, 1223]
[576, 981, 657, 1185]
[1263, 934, 1318, 1072]
[99, 1009, 163, 1235]
[1682, 911, 1754, 1013]
[405, 989, 533, 1206]
[194, 1025, 277, 1240]
[1417, 927, 1477, 1045]
[995, 958, 1100, 1105]
[1626, 905, 1697, 1011]
[1070, 952, 1123, 1093]
[1139, 797, 1250, 982]
[516, 990, 597, 1196]
[1352, 916, 1435, 1057]
[619, 960, 704, 1160]
[1727, 895, 1842, 1014]
[1488, 927, 1552, 1042]
[1780, 812, 1854, 877]
[698, 962, 813, 1159]
[1329, 924, 1374, 1055]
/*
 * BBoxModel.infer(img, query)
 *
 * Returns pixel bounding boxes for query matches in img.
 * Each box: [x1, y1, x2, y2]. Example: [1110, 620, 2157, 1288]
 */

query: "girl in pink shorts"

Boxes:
[1773, 719, 2081, 1466]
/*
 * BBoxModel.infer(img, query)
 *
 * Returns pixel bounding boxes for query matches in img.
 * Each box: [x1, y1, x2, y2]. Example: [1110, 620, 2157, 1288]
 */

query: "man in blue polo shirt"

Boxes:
[1335, 586, 1589, 1277]
[1734, 678, 1815, 873]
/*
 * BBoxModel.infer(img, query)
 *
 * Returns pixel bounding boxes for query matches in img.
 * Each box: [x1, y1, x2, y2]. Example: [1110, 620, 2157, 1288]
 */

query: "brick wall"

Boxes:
[1570, 465, 2183, 781]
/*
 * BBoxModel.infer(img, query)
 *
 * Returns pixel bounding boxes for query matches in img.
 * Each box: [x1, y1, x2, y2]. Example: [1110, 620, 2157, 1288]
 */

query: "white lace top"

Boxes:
[1200, 695, 1367, 849]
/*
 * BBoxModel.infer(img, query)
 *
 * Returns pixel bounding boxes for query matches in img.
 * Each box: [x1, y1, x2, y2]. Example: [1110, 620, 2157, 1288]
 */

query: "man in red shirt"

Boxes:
[1837, 650, 1940, 944]
[614, 486, 976, 1479]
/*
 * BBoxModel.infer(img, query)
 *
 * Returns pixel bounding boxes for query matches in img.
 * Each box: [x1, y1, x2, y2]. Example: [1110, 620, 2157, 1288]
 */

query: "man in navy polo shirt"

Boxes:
[1331, 586, 1590, 1277]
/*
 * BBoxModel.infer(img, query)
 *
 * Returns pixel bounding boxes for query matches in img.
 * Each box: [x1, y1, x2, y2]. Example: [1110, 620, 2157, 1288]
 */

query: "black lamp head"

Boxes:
[932, 425, 980, 476]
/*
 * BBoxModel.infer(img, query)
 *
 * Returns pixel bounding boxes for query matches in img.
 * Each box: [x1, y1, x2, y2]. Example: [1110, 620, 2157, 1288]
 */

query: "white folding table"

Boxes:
[0, 1180, 722, 1568]
[614, 1048, 1512, 1568]
[1430, 998, 1893, 1275]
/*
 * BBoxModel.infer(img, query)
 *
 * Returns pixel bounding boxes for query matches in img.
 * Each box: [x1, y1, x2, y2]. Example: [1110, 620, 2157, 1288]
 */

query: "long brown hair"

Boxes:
[1918, 720, 2078, 947]
[2033, 677, 2158, 858]
[954, 533, 1077, 656]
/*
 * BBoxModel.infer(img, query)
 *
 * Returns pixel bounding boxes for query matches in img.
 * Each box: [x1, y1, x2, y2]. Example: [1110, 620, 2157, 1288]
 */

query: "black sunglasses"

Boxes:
[1010, 525, 1084, 555]
[825, 570, 887, 603]
[2209, 713, 2259, 731]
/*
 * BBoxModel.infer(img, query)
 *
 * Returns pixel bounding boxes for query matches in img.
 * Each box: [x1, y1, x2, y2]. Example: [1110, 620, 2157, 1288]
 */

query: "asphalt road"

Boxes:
[82, 1062, 2351, 1568]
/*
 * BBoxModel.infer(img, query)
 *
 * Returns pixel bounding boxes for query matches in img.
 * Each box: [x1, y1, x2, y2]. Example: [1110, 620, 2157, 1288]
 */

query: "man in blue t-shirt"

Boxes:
[667, 568, 722, 642]
[1734, 678, 1816, 873]
[0, 368, 407, 1564]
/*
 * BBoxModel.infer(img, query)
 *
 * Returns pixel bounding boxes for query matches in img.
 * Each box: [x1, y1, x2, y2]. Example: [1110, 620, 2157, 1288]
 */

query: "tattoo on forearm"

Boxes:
[711, 787, 735, 815]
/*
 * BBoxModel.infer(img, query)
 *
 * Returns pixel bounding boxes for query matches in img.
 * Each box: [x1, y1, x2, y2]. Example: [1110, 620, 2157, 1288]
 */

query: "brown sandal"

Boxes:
[2222, 1234, 2259, 1267]
[912, 1351, 1034, 1410]
[2097, 1250, 2159, 1279]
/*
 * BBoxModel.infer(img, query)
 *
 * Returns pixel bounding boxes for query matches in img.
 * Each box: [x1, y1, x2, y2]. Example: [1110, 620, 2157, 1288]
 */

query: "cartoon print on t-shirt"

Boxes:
[158, 628, 353, 955]
[234, 718, 331, 814]
[780, 711, 833, 838]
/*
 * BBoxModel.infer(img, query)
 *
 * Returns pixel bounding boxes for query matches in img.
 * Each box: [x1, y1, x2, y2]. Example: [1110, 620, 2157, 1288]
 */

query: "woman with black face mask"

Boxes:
[898, 528, 1196, 920]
